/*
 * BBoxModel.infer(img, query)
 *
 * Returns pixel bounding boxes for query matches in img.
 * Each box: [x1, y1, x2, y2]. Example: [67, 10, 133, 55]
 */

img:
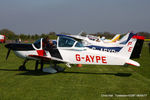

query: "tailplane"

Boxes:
[126, 59, 140, 67]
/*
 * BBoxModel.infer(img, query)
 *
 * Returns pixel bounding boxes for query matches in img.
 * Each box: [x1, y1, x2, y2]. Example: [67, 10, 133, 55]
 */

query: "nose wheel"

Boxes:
[19, 59, 27, 71]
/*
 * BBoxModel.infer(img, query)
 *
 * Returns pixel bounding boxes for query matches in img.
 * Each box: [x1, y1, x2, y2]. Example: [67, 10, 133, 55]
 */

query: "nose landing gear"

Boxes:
[19, 59, 28, 71]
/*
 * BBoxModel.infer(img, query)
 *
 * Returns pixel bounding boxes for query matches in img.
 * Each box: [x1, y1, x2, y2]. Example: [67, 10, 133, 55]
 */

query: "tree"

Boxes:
[34, 34, 40, 40]
[49, 32, 56, 36]
[19, 34, 28, 40]
[96, 32, 103, 37]
[41, 33, 48, 38]
[0, 29, 17, 40]
[137, 32, 150, 39]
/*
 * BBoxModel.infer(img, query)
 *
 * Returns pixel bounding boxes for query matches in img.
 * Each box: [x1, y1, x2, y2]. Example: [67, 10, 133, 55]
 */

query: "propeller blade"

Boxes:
[6, 48, 11, 60]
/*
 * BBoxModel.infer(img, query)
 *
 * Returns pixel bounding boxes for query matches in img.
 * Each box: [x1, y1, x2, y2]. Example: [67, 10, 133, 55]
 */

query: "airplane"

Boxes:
[5, 34, 144, 73]
[0, 35, 6, 43]
[70, 31, 121, 43]
[102, 34, 121, 43]
[67, 32, 144, 58]
[69, 32, 134, 44]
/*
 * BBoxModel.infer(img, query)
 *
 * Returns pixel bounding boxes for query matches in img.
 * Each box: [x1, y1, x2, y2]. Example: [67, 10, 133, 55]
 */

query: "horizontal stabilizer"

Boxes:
[126, 59, 140, 67]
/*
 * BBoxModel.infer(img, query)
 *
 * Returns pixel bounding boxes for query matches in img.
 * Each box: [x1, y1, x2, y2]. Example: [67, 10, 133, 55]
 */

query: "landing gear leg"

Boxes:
[40, 60, 44, 71]
[35, 60, 39, 71]
[19, 59, 27, 71]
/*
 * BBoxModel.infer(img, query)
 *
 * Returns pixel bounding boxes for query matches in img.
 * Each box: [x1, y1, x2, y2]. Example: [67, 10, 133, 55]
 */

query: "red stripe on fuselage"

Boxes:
[37, 50, 46, 56]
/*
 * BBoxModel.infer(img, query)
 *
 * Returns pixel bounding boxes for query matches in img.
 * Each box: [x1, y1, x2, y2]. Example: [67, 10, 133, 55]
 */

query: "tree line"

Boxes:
[0, 29, 150, 41]
[0, 29, 57, 41]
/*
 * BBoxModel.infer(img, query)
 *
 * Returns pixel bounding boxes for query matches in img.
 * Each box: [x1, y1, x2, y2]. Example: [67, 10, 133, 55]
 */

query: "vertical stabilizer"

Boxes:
[118, 36, 137, 59]
[110, 34, 120, 42]
[119, 35, 144, 59]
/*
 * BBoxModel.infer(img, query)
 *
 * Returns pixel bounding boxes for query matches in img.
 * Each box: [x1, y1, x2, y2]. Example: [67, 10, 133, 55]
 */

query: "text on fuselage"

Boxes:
[75, 54, 107, 64]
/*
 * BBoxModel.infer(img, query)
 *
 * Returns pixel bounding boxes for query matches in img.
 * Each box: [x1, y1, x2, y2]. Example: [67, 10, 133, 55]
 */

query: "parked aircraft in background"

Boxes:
[68, 32, 144, 58]
[102, 34, 120, 43]
[0, 35, 5, 43]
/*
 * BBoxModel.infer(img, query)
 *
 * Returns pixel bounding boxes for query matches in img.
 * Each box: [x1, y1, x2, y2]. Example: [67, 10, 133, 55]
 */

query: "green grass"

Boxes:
[0, 43, 150, 100]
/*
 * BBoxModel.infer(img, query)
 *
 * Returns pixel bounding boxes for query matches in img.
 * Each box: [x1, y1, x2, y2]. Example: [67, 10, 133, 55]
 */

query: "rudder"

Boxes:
[130, 36, 144, 59]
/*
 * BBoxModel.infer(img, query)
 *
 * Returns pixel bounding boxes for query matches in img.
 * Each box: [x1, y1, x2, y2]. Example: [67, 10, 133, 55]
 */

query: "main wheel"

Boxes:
[19, 65, 26, 71]
[54, 66, 65, 72]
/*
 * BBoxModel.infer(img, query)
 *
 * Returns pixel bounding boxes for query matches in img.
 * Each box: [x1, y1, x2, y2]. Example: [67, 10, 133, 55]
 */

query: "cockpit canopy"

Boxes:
[87, 35, 101, 42]
[33, 39, 41, 49]
[58, 36, 83, 48]
[33, 35, 84, 50]
[33, 38, 52, 49]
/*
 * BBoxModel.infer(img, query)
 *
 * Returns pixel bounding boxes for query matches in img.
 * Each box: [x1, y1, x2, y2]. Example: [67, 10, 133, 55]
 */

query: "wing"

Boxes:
[28, 55, 51, 61]
[28, 55, 67, 63]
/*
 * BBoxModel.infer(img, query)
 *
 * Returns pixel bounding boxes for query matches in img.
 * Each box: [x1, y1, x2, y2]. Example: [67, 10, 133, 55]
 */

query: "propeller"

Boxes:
[6, 48, 11, 60]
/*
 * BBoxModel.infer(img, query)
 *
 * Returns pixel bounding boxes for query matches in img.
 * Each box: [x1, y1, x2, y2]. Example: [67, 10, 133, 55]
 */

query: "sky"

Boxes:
[0, 0, 150, 34]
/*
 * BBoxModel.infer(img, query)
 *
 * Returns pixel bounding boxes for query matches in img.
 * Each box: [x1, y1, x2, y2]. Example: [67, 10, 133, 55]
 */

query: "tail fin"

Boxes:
[110, 34, 120, 42]
[119, 32, 136, 44]
[118, 35, 144, 67]
[119, 32, 130, 43]
[119, 35, 144, 59]
[77, 30, 84, 36]
[118, 35, 137, 59]
[130, 36, 144, 59]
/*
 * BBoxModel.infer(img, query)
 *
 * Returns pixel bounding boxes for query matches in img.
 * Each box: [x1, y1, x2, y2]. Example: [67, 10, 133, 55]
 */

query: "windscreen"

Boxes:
[58, 36, 75, 47]
[33, 39, 41, 49]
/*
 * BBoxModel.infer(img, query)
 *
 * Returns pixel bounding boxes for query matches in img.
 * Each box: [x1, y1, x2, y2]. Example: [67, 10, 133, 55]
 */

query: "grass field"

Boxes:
[0, 43, 150, 100]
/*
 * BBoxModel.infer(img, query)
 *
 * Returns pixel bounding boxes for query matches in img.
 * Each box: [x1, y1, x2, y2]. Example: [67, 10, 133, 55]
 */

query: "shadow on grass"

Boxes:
[0, 69, 19, 71]
[63, 71, 132, 77]
[17, 70, 50, 76]
[0, 68, 50, 76]
[0, 68, 132, 77]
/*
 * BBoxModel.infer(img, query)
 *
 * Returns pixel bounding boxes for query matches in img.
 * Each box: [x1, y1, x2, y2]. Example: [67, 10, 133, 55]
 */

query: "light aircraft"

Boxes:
[5, 34, 144, 73]
[69, 32, 134, 45]
[68, 32, 144, 58]
[0, 35, 5, 43]
[102, 34, 121, 43]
